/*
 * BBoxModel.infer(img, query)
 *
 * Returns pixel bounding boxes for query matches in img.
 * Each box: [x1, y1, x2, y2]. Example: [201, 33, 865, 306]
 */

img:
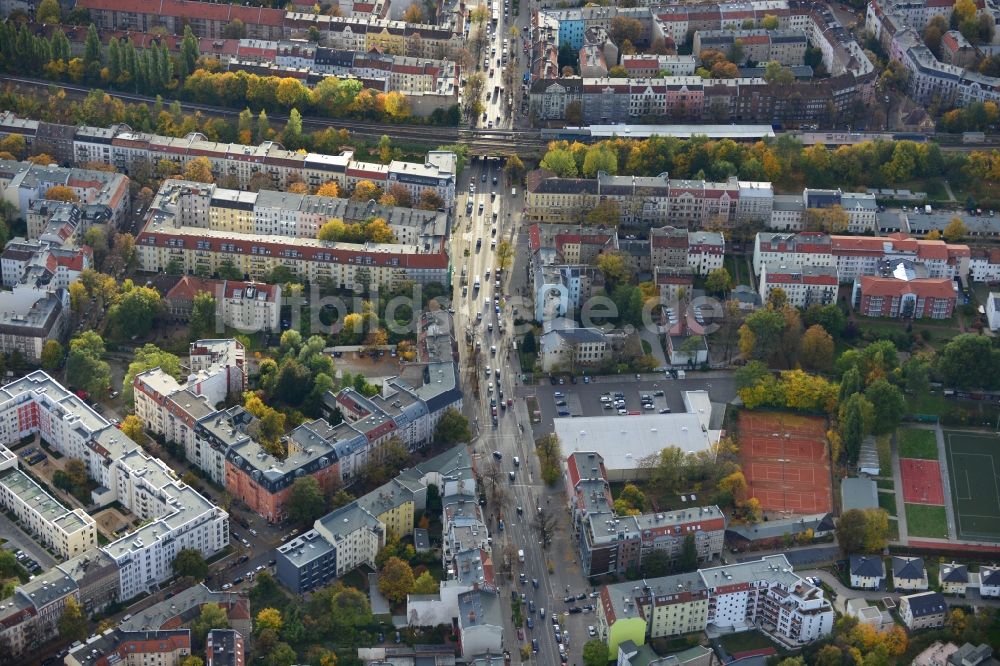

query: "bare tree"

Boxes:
[534, 507, 559, 548]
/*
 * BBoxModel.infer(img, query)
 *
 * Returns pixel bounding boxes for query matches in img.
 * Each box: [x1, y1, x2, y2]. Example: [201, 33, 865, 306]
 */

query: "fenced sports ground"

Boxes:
[943, 430, 1000, 541]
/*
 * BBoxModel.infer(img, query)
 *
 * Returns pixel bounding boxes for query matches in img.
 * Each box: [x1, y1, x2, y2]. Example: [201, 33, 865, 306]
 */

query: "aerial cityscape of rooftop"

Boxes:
[1, 0, 1000, 664]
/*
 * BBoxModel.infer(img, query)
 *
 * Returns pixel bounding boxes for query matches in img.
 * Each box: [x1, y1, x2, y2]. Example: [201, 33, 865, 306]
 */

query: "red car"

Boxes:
[517, 628, 524, 640]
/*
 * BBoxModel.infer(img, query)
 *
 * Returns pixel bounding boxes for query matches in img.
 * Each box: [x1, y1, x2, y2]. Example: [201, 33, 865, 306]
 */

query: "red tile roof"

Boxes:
[859, 276, 956, 299]
[77, 0, 284, 26]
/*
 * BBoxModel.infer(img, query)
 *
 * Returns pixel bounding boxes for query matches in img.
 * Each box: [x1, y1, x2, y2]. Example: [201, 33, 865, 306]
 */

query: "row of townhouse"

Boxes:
[0, 158, 130, 227]
[851, 555, 1000, 598]
[563, 451, 726, 578]
[867, 0, 1000, 106]
[0, 370, 229, 661]
[135, 180, 450, 291]
[275, 444, 474, 593]
[0, 112, 456, 206]
[597, 554, 834, 656]
[136, 337, 462, 523]
[525, 170, 773, 228]
[753, 231, 970, 282]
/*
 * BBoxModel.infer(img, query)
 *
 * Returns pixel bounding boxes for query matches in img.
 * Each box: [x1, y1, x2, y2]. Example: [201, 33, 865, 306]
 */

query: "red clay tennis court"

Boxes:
[900, 458, 945, 505]
[738, 412, 833, 515]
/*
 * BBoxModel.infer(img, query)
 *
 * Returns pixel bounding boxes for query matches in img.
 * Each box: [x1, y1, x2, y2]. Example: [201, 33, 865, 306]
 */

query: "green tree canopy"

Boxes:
[434, 408, 471, 444]
[288, 476, 327, 525]
[172, 548, 209, 581]
[65, 331, 110, 397]
[123, 344, 182, 406]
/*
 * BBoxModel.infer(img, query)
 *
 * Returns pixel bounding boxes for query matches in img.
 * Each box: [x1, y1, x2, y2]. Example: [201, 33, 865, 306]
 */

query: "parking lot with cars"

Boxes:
[530, 373, 737, 433]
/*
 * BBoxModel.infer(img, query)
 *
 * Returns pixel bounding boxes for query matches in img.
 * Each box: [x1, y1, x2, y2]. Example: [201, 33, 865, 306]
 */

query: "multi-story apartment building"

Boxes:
[754, 231, 970, 282]
[283, 13, 466, 59]
[77, 0, 285, 39]
[0, 285, 68, 362]
[532, 0, 875, 125]
[969, 247, 1000, 283]
[621, 54, 698, 77]
[753, 232, 834, 276]
[759, 263, 839, 308]
[938, 562, 969, 595]
[0, 158, 130, 226]
[140, 337, 460, 519]
[66, 630, 192, 666]
[334, 369, 463, 451]
[564, 452, 725, 578]
[0, 113, 456, 206]
[526, 171, 772, 228]
[165, 276, 282, 333]
[867, 0, 1000, 107]
[307, 48, 459, 95]
[650, 226, 725, 275]
[597, 555, 834, 655]
[0, 370, 228, 612]
[692, 29, 808, 67]
[1, 238, 91, 289]
[854, 274, 956, 319]
[0, 465, 98, 560]
[225, 418, 344, 523]
[539, 322, 617, 372]
[135, 180, 450, 291]
[769, 189, 878, 233]
[206, 629, 245, 666]
[0, 570, 80, 659]
[276, 445, 472, 593]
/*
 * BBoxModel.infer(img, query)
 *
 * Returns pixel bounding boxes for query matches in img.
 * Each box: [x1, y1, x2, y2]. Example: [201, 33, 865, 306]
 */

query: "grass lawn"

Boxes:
[876, 479, 895, 490]
[878, 491, 897, 516]
[876, 434, 892, 471]
[641, 339, 652, 354]
[887, 518, 900, 542]
[905, 503, 949, 538]
[908, 391, 950, 416]
[899, 429, 939, 460]
[719, 631, 776, 654]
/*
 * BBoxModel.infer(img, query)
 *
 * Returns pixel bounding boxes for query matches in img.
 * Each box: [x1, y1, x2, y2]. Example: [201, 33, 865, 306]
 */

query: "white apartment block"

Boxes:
[754, 232, 835, 277]
[700, 556, 834, 644]
[759, 263, 839, 308]
[687, 231, 726, 275]
[969, 247, 1000, 282]
[0, 371, 228, 600]
[599, 554, 833, 655]
[0, 466, 98, 560]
